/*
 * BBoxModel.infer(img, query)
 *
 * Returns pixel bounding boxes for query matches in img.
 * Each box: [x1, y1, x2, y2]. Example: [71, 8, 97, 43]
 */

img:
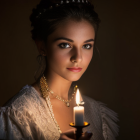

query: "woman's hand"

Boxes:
[59, 129, 93, 140]
[59, 129, 75, 140]
[79, 131, 93, 140]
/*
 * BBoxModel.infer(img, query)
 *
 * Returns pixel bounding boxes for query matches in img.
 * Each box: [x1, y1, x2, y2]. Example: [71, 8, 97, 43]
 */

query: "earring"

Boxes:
[42, 53, 46, 56]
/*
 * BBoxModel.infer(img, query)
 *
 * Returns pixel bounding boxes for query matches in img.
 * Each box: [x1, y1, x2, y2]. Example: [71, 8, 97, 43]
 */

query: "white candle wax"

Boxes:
[74, 106, 84, 126]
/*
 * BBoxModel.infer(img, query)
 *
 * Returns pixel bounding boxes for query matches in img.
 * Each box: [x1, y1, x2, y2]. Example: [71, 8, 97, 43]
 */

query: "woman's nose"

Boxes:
[70, 48, 82, 63]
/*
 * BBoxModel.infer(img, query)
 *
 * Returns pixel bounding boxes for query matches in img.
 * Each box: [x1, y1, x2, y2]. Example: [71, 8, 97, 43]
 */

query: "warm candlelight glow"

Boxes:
[76, 89, 80, 105]
[74, 88, 84, 126]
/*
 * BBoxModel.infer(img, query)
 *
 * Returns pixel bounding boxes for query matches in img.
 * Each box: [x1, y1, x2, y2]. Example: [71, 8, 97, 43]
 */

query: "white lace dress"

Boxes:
[0, 85, 119, 140]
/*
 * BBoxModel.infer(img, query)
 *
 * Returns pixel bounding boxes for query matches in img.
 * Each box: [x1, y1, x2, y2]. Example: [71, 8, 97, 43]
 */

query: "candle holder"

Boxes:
[69, 122, 90, 140]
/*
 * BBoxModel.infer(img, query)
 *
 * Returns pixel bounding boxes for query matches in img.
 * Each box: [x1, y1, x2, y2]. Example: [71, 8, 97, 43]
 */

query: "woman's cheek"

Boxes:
[53, 51, 69, 66]
[84, 51, 93, 66]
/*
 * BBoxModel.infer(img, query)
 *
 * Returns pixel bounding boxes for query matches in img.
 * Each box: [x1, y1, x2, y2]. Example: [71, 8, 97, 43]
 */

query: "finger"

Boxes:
[63, 129, 75, 139]
[79, 131, 93, 140]
[60, 133, 75, 140]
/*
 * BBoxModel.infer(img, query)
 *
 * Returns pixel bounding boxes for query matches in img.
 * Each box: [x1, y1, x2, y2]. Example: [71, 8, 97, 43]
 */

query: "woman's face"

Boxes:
[45, 19, 95, 81]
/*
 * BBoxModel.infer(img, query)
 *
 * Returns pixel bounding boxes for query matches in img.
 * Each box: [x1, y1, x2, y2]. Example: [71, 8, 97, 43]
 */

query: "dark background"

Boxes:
[0, 0, 140, 140]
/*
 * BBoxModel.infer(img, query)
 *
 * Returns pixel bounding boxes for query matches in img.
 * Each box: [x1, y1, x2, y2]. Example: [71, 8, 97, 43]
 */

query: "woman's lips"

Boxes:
[67, 67, 82, 72]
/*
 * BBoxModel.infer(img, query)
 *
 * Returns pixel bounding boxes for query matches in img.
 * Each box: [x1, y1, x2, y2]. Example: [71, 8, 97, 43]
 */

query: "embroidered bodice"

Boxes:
[0, 85, 119, 140]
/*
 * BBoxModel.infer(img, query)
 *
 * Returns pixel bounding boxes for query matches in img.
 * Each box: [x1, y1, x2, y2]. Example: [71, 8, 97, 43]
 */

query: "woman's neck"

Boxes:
[44, 72, 72, 100]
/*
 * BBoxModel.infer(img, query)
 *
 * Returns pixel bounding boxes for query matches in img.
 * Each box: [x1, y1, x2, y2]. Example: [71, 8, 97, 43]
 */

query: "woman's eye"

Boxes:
[83, 44, 92, 49]
[58, 43, 71, 49]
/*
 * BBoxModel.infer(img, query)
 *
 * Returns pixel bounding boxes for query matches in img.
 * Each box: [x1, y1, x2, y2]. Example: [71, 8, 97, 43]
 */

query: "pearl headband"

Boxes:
[36, 0, 92, 19]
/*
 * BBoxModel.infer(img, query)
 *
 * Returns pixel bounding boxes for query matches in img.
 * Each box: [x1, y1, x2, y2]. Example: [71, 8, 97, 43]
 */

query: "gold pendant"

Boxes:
[66, 102, 70, 107]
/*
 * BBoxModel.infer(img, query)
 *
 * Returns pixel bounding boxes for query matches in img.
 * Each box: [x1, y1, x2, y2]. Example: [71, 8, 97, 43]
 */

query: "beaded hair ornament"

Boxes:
[36, 0, 94, 19]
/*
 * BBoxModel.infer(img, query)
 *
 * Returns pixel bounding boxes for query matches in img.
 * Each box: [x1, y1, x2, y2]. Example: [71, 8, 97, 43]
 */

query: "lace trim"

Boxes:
[45, 96, 62, 133]
[0, 85, 119, 140]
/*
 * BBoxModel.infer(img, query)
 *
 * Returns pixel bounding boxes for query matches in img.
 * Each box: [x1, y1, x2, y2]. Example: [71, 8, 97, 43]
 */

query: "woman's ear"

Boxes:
[35, 40, 47, 56]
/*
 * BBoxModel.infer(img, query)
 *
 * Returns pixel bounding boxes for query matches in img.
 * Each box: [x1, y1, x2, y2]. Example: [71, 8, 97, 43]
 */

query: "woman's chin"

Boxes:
[65, 75, 82, 82]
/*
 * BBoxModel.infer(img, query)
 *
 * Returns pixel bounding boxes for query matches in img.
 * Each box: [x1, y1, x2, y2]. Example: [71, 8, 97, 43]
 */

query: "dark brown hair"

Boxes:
[30, 0, 100, 41]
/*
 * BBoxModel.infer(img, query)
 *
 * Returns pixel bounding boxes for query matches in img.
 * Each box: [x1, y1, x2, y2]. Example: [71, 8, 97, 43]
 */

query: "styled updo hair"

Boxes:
[30, 0, 100, 80]
[30, 0, 100, 41]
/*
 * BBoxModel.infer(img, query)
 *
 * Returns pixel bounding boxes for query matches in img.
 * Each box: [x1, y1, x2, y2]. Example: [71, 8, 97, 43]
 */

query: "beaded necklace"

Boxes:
[40, 75, 78, 107]
[39, 75, 78, 133]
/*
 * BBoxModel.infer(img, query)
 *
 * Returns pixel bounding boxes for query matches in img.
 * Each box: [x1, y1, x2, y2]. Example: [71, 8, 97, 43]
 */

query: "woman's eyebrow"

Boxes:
[84, 39, 95, 43]
[53, 37, 94, 43]
[54, 37, 73, 42]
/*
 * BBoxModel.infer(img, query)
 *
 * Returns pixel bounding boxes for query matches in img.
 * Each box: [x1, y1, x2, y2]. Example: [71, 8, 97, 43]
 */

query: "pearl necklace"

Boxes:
[39, 75, 78, 133]
[40, 75, 78, 107]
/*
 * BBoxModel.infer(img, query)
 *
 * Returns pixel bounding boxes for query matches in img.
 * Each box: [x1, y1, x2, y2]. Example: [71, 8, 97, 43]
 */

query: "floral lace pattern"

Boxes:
[0, 85, 119, 140]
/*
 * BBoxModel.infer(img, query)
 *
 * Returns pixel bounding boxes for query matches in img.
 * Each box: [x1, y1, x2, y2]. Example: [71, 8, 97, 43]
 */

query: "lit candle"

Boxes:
[73, 88, 84, 126]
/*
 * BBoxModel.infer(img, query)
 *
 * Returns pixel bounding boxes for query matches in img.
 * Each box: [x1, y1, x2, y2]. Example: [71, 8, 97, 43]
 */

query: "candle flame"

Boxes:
[76, 88, 80, 105]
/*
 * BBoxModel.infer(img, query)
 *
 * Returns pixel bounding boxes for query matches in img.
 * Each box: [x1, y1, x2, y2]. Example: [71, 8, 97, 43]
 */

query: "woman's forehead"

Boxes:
[47, 19, 95, 42]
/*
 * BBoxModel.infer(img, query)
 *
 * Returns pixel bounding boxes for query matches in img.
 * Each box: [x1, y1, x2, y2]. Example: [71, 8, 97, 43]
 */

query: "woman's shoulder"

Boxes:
[4, 85, 41, 112]
[82, 95, 119, 139]
[82, 95, 118, 115]
[0, 85, 46, 139]
[82, 95, 101, 109]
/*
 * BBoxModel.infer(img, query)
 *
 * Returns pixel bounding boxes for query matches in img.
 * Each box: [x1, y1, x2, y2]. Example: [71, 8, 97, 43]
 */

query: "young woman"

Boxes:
[0, 0, 119, 139]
